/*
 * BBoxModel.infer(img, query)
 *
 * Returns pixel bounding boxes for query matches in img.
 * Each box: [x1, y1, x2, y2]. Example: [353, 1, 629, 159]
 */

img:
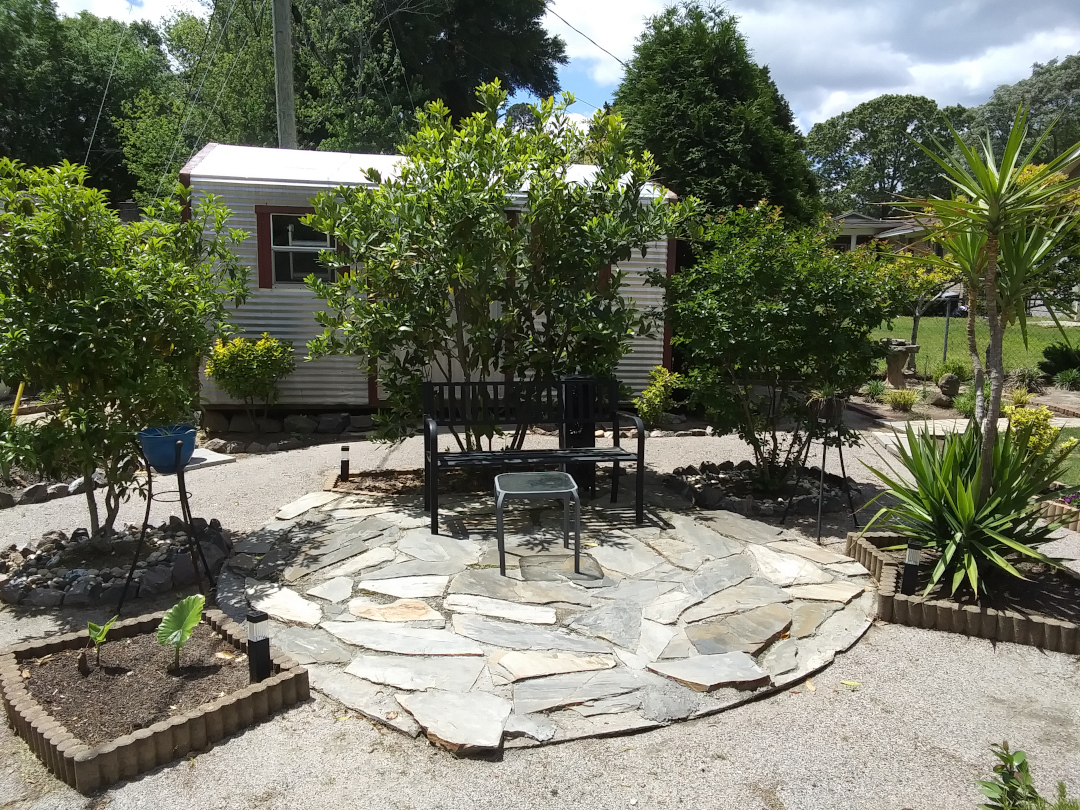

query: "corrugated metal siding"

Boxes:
[192, 181, 370, 408]
[616, 240, 668, 396]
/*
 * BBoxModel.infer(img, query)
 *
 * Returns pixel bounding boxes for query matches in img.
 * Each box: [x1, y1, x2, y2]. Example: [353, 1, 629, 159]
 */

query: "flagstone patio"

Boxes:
[215, 483, 875, 753]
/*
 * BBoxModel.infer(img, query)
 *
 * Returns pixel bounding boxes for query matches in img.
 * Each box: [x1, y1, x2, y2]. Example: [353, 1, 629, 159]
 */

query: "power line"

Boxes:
[547, 8, 626, 68]
[84, 1, 135, 166]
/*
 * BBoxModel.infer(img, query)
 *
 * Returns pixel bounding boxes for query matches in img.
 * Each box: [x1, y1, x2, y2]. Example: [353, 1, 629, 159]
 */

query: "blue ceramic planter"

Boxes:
[138, 425, 196, 475]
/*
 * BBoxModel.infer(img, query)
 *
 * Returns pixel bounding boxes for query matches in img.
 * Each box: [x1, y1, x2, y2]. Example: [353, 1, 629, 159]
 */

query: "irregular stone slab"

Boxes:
[323, 620, 484, 656]
[282, 529, 382, 583]
[246, 580, 322, 626]
[826, 561, 871, 577]
[396, 690, 512, 752]
[328, 506, 394, 520]
[449, 569, 592, 606]
[360, 559, 465, 580]
[513, 668, 665, 714]
[445, 594, 557, 625]
[664, 514, 743, 557]
[639, 681, 703, 722]
[682, 578, 791, 624]
[587, 536, 666, 576]
[761, 638, 798, 676]
[572, 694, 642, 716]
[790, 601, 839, 638]
[540, 708, 657, 744]
[643, 534, 712, 570]
[233, 527, 288, 555]
[786, 581, 865, 604]
[658, 631, 696, 660]
[345, 653, 485, 692]
[792, 593, 873, 675]
[590, 578, 677, 605]
[452, 614, 610, 653]
[636, 562, 693, 583]
[397, 530, 481, 565]
[379, 511, 430, 529]
[648, 652, 771, 692]
[519, 554, 605, 584]
[685, 603, 792, 655]
[504, 713, 557, 742]
[642, 589, 700, 624]
[637, 619, 678, 662]
[276, 491, 340, 520]
[698, 510, 781, 546]
[358, 575, 449, 599]
[307, 665, 420, 737]
[348, 598, 444, 624]
[746, 544, 833, 587]
[767, 541, 853, 565]
[322, 546, 396, 577]
[489, 650, 615, 682]
[305, 577, 354, 603]
[567, 600, 644, 651]
[613, 648, 648, 670]
[686, 555, 755, 598]
[272, 626, 352, 664]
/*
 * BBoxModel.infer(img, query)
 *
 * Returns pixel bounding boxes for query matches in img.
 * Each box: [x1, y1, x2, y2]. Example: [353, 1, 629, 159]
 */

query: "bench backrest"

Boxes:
[422, 378, 619, 428]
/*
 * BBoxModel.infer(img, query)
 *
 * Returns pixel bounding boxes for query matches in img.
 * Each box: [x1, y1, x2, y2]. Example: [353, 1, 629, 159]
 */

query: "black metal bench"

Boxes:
[423, 378, 645, 534]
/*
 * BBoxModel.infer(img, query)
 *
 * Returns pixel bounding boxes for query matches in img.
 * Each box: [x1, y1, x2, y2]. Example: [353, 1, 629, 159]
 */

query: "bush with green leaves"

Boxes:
[157, 594, 204, 670]
[1039, 342, 1080, 378]
[305, 82, 697, 444]
[937, 358, 975, 382]
[205, 333, 296, 426]
[978, 742, 1079, 810]
[954, 384, 990, 420]
[656, 202, 905, 489]
[1053, 368, 1080, 391]
[1007, 366, 1045, 394]
[883, 388, 919, 412]
[865, 422, 1074, 597]
[86, 615, 118, 666]
[862, 379, 887, 403]
[0, 160, 246, 533]
[632, 367, 682, 428]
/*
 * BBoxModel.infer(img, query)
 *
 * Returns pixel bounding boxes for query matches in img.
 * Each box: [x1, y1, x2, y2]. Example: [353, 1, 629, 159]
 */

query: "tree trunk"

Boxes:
[966, 286, 985, 425]
[906, 297, 925, 371]
[84, 483, 100, 536]
[979, 234, 1005, 504]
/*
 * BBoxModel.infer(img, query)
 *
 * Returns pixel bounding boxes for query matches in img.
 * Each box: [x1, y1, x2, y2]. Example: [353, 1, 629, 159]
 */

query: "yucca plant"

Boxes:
[863, 379, 886, 403]
[1053, 368, 1080, 391]
[864, 422, 1075, 597]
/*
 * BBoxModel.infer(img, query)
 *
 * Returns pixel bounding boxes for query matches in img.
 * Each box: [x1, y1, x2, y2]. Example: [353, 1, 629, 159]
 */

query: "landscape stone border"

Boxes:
[0, 608, 309, 793]
[845, 531, 1080, 654]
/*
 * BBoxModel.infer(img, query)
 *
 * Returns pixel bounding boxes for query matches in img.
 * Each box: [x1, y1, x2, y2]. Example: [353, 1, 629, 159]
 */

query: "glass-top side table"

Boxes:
[494, 472, 581, 577]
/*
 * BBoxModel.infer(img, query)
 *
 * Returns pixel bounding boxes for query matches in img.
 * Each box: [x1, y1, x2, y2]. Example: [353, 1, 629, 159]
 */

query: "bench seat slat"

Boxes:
[436, 448, 637, 467]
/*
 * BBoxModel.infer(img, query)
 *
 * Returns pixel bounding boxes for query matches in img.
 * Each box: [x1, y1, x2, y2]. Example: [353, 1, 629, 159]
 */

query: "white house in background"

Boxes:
[831, 211, 937, 253]
[181, 143, 676, 410]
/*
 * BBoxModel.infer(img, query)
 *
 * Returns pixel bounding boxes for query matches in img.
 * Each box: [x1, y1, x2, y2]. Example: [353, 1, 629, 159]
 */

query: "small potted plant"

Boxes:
[808, 385, 846, 426]
[138, 424, 197, 475]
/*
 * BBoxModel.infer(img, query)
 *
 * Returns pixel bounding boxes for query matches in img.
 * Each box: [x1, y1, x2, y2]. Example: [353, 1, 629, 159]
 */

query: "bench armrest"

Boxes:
[424, 416, 439, 459]
[617, 411, 646, 461]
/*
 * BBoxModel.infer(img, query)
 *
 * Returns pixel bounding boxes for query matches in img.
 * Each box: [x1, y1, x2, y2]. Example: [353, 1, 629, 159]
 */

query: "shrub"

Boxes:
[1004, 404, 1075, 458]
[632, 366, 682, 428]
[1039, 342, 1080, 378]
[1008, 388, 1035, 408]
[883, 389, 919, 412]
[864, 422, 1073, 596]
[1007, 366, 1045, 394]
[954, 385, 988, 420]
[936, 358, 974, 382]
[863, 379, 886, 403]
[1053, 368, 1080, 391]
[205, 333, 296, 425]
[977, 742, 1080, 810]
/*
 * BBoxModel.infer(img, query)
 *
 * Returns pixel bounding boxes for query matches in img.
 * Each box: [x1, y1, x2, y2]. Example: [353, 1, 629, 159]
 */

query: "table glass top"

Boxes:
[495, 472, 577, 494]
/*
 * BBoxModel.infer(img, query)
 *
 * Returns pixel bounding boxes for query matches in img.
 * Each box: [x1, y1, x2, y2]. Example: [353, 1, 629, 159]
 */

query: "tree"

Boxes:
[304, 82, 696, 442]
[911, 108, 1080, 503]
[614, 1, 818, 222]
[805, 94, 954, 217]
[0, 160, 247, 532]
[655, 203, 904, 489]
[882, 251, 958, 370]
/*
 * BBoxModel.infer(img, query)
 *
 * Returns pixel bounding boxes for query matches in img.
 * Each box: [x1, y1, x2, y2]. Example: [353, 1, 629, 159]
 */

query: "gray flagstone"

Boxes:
[323, 620, 484, 656]
[745, 544, 833, 587]
[307, 665, 421, 736]
[396, 690, 512, 752]
[344, 653, 485, 692]
[681, 578, 791, 624]
[648, 652, 771, 692]
[452, 614, 610, 653]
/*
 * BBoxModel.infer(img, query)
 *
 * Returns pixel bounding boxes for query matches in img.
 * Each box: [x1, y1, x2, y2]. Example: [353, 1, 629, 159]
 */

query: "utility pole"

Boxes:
[272, 0, 297, 148]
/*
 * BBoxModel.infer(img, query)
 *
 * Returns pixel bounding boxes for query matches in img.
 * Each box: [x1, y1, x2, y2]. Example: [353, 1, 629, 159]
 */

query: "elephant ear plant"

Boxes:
[86, 615, 118, 666]
[157, 595, 205, 671]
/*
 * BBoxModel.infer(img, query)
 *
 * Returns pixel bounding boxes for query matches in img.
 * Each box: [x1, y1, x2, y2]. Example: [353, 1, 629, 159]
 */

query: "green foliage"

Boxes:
[657, 202, 902, 488]
[157, 594, 204, 670]
[883, 389, 919, 412]
[1053, 369, 1080, 391]
[864, 423, 1073, 597]
[805, 94, 953, 217]
[632, 367, 683, 428]
[1005, 405, 1072, 457]
[863, 379, 887, 403]
[939, 358, 975, 382]
[305, 82, 696, 443]
[0, 160, 246, 532]
[86, 615, 118, 666]
[976, 742, 1079, 810]
[1039, 342, 1080, 377]
[1007, 367, 1045, 394]
[955, 386, 984, 420]
[614, 1, 818, 222]
[205, 334, 296, 423]
[1008, 388, 1036, 408]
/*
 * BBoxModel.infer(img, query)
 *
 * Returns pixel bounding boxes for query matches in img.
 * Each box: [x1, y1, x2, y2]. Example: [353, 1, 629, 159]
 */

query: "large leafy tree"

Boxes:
[805, 94, 956, 217]
[614, 1, 818, 222]
[0, 0, 171, 200]
[305, 83, 696, 442]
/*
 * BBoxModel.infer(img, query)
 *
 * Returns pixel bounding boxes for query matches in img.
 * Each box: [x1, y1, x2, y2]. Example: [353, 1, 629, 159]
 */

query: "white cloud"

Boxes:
[56, 0, 205, 23]
[545, 0, 663, 86]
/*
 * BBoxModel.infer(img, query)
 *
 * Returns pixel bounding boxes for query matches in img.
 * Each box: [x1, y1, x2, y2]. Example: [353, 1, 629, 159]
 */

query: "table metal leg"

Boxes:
[495, 491, 507, 577]
[572, 490, 581, 574]
[562, 496, 570, 550]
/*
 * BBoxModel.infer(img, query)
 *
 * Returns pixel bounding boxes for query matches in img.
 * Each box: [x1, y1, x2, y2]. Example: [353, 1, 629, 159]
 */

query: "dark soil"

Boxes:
[881, 546, 1080, 624]
[336, 466, 576, 496]
[23, 623, 249, 746]
[849, 394, 966, 423]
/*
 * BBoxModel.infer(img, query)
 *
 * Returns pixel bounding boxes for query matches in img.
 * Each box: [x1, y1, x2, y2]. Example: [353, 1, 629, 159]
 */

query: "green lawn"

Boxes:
[1056, 428, 1080, 487]
[872, 316, 1080, 379]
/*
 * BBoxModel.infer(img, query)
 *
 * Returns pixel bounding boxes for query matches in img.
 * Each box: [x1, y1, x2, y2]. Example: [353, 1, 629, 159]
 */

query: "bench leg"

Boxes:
[562, 496, 570, 550]
[572, 490, 581, 574]
[636, 463, 645, 524]
[496, 492, 507, 577]
[430, 469, 440, 535]
[611, 461, 620, 503]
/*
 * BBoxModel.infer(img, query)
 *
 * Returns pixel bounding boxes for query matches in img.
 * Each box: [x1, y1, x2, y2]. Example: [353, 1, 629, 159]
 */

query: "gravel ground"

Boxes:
[1, 430, 1079, 809]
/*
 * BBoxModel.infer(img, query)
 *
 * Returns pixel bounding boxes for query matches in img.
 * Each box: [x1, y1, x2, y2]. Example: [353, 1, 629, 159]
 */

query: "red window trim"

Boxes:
[254, 205, 320, 290]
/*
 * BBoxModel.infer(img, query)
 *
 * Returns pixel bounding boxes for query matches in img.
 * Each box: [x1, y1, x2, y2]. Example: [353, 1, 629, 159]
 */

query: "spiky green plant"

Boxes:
[863, 379, 886, 403]
[86, 615, 118, 666]
[1053, 368, 1080, 391]
[883, 388, 919, 412]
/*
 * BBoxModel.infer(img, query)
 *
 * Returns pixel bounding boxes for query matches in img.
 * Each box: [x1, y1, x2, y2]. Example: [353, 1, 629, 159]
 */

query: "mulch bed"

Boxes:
[22, 623, 248, 746]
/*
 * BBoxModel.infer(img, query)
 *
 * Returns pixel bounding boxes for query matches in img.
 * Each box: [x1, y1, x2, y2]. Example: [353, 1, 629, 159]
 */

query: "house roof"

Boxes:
[181, 143, 675, 201]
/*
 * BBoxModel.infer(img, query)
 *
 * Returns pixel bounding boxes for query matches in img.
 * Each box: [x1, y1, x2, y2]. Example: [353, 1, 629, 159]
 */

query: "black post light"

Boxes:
[340, 444, 350, 482]
[901, 538, 922, 595]
[246, 609, 272, 683]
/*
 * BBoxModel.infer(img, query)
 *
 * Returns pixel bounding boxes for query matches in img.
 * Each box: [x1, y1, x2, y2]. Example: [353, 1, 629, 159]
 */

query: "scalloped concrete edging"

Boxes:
[0, 608, 309, 793]
[845, 531, 1080, 654]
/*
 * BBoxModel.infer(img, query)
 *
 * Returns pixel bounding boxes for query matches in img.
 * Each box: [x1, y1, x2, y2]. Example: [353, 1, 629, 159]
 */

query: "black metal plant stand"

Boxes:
[779, 418, 861, 542]
[116, 440, 216, 614]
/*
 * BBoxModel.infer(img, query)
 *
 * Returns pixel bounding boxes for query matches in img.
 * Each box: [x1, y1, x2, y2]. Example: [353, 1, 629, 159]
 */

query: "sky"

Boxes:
[55, 0, 1080, 134]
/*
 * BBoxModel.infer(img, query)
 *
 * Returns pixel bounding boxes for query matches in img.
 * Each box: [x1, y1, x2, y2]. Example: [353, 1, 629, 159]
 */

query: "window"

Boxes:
[270, 213, 335, 283]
